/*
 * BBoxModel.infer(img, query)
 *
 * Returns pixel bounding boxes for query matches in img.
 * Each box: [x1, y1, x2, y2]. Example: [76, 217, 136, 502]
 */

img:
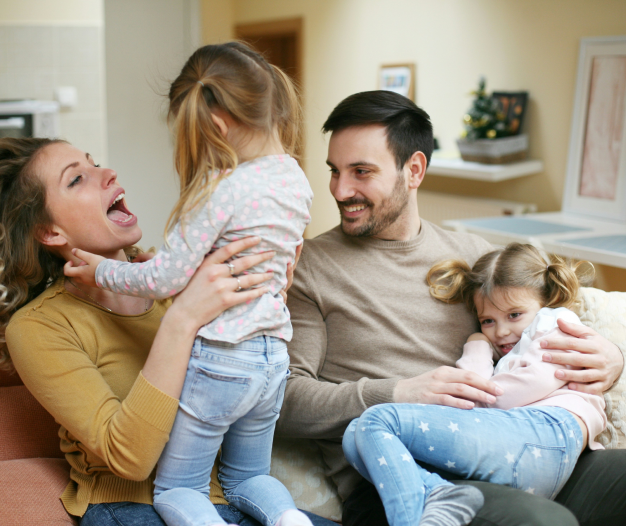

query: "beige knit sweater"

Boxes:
[7, 281, 226, 516]
[278, 220, 492, 499]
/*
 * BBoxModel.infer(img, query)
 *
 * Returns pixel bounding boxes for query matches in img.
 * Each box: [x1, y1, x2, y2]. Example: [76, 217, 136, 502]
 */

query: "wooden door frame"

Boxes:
[234, 17, 303, 89]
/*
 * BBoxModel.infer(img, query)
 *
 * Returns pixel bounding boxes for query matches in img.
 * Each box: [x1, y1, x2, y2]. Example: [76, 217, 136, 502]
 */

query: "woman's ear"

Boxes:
[211, 113, 229, 138]
[37, 226, 68, 250]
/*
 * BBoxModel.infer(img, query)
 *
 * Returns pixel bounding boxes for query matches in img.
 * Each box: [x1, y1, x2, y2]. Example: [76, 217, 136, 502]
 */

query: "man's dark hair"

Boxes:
[322, 90, 434, 170]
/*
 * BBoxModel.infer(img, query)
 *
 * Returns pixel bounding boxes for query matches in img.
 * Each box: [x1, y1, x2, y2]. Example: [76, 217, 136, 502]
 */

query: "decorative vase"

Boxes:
[456, 134, 528, 164]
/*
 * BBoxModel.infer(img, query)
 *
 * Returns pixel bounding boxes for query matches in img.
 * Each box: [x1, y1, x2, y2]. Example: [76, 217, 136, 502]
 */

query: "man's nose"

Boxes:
[331, 173, 356, 202]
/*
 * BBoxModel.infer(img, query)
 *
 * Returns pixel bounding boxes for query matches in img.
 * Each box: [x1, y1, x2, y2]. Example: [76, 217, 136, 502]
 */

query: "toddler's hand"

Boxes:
[64, 248, 105, 288]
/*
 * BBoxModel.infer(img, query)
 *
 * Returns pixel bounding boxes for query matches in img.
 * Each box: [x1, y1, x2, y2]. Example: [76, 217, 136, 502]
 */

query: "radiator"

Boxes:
[418, 191, 537, 228]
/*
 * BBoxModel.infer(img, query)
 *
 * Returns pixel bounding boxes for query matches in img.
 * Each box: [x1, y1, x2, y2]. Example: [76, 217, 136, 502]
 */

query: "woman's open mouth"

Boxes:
[107, 192, 136, 225]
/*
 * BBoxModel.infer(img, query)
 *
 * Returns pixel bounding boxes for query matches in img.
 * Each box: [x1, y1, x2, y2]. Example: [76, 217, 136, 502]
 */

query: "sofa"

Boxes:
[1, 287, 625, 524]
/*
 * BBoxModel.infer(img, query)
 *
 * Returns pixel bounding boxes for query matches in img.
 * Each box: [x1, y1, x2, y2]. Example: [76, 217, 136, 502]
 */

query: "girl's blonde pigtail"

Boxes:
[427, 259, 472, 304]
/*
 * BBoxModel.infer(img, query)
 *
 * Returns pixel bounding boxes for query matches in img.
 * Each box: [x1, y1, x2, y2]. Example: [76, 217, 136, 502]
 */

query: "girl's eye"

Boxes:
[94, 164, 101, 168]
[509, 312, 522, 319]
[481, 318, 494, 325]
[68, 175, 82, 188]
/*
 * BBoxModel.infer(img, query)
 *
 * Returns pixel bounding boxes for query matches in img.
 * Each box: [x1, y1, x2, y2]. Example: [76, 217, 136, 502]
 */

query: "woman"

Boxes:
[0, 137, 333, 526]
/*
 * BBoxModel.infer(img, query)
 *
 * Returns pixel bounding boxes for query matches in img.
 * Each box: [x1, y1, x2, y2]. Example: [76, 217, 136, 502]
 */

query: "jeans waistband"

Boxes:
[196, 335, 286, 353]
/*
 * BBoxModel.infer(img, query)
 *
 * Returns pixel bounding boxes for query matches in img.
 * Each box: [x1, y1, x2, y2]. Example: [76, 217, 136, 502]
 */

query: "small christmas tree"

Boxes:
[462, 77, 508, 140]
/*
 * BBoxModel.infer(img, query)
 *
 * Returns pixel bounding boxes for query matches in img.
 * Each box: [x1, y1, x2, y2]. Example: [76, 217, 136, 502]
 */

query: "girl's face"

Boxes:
[35, 142, 142, 259]
[474, 288, 543, 356]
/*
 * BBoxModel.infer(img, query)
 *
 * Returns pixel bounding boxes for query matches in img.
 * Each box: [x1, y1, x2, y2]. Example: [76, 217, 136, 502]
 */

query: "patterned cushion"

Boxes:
[575, 287, 626, 449]
[271, 437, 342, 521]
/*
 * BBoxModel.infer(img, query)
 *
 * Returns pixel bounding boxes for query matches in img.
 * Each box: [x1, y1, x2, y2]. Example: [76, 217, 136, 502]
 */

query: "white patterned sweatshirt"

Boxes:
[457, 307, 606, 449]
[96, 154, 313, 343]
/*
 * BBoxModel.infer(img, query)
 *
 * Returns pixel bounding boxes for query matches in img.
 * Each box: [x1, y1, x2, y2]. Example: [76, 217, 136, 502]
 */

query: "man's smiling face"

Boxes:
[327, 125, 410, 238]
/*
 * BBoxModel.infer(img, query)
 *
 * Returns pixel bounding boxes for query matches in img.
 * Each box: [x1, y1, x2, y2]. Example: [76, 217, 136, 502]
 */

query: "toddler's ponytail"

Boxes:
[427, 259, 473, 305]
[544, 257, 595, 309]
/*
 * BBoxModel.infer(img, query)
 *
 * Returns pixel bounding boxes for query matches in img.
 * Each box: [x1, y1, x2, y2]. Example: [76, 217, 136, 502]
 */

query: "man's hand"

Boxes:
[541, 318, 624, 395]
[63, 248, 105, 288]
[393, 366, 504, 409]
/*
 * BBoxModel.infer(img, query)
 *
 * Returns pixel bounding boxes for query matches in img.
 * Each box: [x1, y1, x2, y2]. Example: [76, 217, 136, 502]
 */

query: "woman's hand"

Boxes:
[167, 236, 275, 333]
[144, 236, 275, 398]
[541, 318, 624, 395]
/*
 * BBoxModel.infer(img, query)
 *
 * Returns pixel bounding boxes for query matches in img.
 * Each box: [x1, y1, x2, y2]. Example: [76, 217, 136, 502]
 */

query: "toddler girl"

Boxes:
[342, 242, 606, 526]
[65, 42, 314, 526]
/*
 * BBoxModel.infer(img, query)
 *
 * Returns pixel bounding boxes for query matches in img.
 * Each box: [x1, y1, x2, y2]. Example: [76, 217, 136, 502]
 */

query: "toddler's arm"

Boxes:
[456, 333, 495, 380]
[97, 184, 234, 299]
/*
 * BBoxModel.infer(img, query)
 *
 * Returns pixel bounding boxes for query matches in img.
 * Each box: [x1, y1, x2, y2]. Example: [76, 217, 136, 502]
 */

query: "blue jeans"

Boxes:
[81, 503, 336, 526]
[154, 336, 297, 526]
[343, 404, 583, 526]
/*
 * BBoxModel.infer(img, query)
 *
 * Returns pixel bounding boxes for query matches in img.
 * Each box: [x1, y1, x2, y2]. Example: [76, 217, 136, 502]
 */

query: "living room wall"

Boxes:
[201, 0, 626, 290]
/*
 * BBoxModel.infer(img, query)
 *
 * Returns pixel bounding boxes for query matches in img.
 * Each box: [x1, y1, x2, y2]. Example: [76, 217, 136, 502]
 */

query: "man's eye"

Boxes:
[356, 169, 369, 175]
[68, 175, 82, 188]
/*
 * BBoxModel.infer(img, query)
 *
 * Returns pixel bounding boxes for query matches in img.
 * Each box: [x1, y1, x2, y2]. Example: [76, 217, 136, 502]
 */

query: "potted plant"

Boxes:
[457, 78, 528, 164]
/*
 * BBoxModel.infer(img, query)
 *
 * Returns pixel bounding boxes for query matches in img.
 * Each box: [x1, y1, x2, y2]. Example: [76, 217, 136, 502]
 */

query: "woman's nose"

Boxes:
[102, 167, 117, 187]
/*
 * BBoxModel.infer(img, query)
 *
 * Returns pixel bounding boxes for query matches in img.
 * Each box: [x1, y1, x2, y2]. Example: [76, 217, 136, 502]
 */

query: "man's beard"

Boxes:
[338, 172, 410, 237]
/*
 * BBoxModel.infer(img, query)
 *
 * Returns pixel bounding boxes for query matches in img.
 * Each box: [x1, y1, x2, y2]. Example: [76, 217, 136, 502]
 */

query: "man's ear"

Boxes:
[406, 151, 428, 190]
[210, 113, 229, 138]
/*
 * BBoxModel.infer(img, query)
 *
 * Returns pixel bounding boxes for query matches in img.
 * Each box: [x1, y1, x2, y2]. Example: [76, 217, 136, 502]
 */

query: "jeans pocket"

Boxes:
[513, 444, 565, 499]
[187, 365, 252, 423]
[272, 369, 290, 414]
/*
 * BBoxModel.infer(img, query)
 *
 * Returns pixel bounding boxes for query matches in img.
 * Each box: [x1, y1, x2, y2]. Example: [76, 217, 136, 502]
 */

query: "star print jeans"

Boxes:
[342, 404, 584, 526]
[153, 335, 296, 526]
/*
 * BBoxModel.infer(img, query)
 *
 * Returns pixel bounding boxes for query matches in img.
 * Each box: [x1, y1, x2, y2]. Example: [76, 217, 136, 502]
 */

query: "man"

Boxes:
[278, 90, 626, 526]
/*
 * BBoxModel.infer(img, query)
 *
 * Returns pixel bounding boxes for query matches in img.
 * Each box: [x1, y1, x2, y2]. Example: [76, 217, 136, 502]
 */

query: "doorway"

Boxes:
[235, 18, 304, 161]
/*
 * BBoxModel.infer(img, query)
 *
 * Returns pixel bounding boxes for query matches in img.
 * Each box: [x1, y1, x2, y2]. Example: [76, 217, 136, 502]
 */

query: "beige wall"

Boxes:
[206, 0, 626, 290]
[0, 0, 102, 24]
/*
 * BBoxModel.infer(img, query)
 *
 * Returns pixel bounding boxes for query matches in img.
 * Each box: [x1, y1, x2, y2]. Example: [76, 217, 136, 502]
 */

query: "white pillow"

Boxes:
[575, 287, 626, 449]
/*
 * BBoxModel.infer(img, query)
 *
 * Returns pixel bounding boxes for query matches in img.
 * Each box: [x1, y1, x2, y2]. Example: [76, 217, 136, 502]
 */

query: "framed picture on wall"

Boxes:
[563, 35, 626, 222]
[379, 63, 415, 101]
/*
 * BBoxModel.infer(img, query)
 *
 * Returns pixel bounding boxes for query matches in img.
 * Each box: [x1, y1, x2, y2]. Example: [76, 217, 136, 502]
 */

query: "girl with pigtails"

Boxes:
[66, 42, 314, 526]
[342, 243, 607, 526]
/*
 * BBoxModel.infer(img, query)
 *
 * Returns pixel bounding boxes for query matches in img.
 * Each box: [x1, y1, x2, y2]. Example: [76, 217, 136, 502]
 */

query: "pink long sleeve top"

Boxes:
[456, 307, 606, 450]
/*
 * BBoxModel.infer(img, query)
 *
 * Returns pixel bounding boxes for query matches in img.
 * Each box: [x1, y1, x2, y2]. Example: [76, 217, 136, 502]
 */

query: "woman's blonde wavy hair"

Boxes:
[427, 242, 594, 313]
[0, 138, 142, 372]
[165, 41, 302, 241]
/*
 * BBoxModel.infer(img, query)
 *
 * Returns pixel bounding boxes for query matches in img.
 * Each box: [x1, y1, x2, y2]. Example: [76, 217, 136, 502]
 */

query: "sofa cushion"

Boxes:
[0, 385, 64, 461]
[0, 457, 77, 525]
[575, 287, 626, 449]
[271, 437, 342, 522]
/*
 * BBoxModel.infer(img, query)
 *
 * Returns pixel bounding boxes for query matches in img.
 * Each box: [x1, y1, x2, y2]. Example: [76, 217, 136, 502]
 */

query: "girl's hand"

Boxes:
[63, 248, 104, 288]
[168, 236, 275, 332]
[541, 318, 624, 395]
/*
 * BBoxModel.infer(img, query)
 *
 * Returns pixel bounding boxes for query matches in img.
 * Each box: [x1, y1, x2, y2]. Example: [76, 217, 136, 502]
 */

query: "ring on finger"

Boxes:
[226, 262, 235, 276]
[235, 277, 242, 292]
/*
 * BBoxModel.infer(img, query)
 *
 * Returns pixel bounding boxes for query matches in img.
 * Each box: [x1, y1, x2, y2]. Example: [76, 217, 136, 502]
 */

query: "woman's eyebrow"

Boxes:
[59, 153, 91, 182]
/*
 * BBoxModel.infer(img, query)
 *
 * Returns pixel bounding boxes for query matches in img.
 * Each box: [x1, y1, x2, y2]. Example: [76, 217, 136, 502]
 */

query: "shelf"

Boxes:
[426, 157, 544, 182]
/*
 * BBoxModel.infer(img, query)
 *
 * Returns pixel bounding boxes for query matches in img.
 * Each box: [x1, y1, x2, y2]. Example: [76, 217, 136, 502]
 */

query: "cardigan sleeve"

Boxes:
[6, 312, 179, 481]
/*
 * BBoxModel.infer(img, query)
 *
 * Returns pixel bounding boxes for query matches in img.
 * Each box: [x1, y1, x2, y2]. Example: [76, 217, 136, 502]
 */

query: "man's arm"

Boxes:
[277, 254, 398, 440]
[540, 318, 624, 395]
